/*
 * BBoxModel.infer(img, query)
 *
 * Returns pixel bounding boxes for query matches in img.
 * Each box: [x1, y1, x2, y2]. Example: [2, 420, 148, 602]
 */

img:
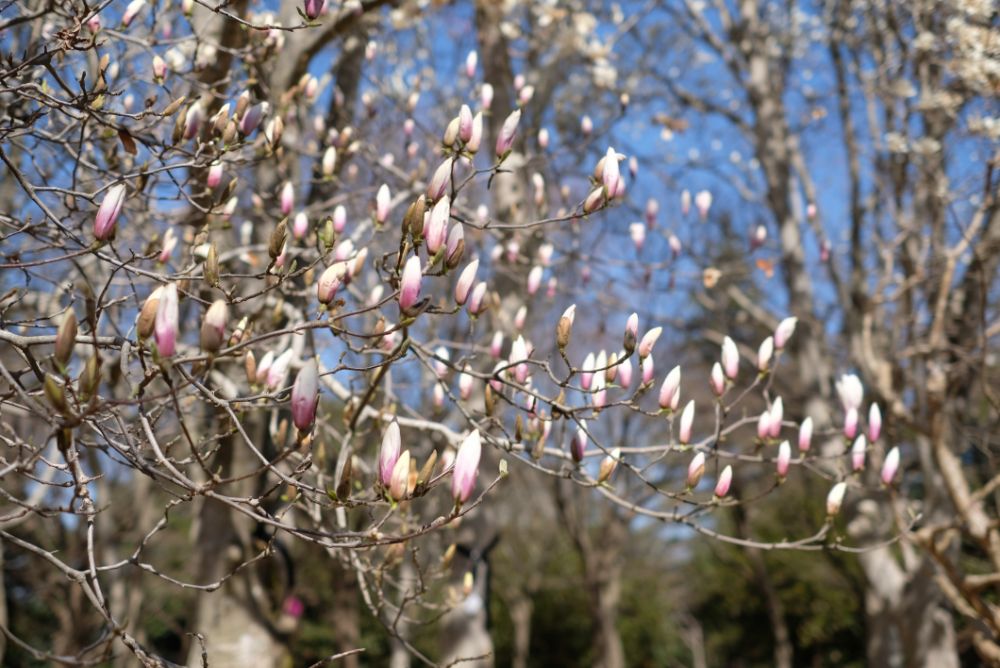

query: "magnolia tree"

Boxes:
[1, 0, 998, 666]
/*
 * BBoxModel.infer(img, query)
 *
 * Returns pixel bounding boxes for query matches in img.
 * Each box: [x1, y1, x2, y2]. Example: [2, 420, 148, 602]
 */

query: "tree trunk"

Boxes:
[508, 595, 533, 668]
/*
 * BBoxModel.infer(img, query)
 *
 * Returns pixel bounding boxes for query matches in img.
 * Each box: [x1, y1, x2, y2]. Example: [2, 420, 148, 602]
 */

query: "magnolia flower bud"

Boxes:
[458, 104, 473, 143]
[445, 224, 465, 269]
[152, 55, 167, 82]
[290, 359, 319, 431]
[768, 397, 783, 438]
[467, 281, 488, 315]
[379, 421, 401, 487]
[54, 312, 78, 369]
[455, 259, 479, 306]
[480, 83, 494, 109]
[375, 184, 391, 224]
[645, 198, 659, 227]
[605, 352, 619, 385]
[443, 117, 460, 146]
[122, 0, 145, 27]
[630, 222, 645, 251]
[687, 452, 705, 488]
[94, 184, 126, 241]
[580, 115, 593, 135]
[598, 448, 621, 483]
[638, 327, 662, 359]
[467, 112, 483, 153]
[868, 403, 882, 442]
[267, 349, 294, 390]
[757, 336, 774, 371]
[826, 481, 847, 516]
[694, 190, 712, 219]
[714, 465, 733, 498]
[458, 366, 474, 400]
[601, 147, 621, 196]
[669, 233, 682, 257]
[680, 189, 691, 216]
[557, 304, 575, 349]
[776, 440, 791, 478]
[844, 407, 859, 439]
[618, 357, 633, 388]
[571, 422, 588, 462]
[389, 450, 411, 501]
[581, 352, 595, 390]
[851, 435, 867, 471]
[583, 187, 605, 214]
[798, 417, 813, 452]
[641, 356, 655, 386]
[452, 429, 482, 504]
[495, 109, 521, 158]
[303, 0, 323, 20]
[316, 262, 347, 305]
[137, 287, 162, 339]
[881, 447, 900, 485]
[465, 50, 478, 78]
[321, 146, 337, 177]
[710, 362, 725, 396]
[490, 331, 503, 359]
[510, 336, 529, 384]
[398, 255, 422, 314]
[183, 101, 204, 140]
[721, 336, 739, 380]
[679, 400, 695, 444]
[333, 204, 347, 232]
[280, 181, 294, 216]
[426, 158, 453, 202]
[527, 265, 543, 295]
[254, 350, 273, 386]
[199, 300, 228, 353]
[154, 284, 179, 357]
[774, 316, 797, 349]
[240, 102, 267, 136]
[757, 411, 772, 441]
[426, 196, 450, 254]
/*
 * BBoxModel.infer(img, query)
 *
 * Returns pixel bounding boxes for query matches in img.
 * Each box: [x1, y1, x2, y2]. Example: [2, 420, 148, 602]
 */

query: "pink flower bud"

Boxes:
[495, 109, 521, 158]
[291, 359, 319, 431]
[152, 55, 167, 81]
[694, 190, 712, 219]
[375, 184, 391, 224]
[669, 233, 682, 257]
[480, 83, 494, 110]
[426, 196, 450, 253]
[714, 465, 733, 498]
[427, 158, 453, 201]
[868, 403, 882, 442]
[881, 447, 900, 485]
[580, 115, 593, 135]
[458, 104, 474, 143]
[641, 356, 655, 386]
[518, 85, 534, 106]
[602, 147, 621, 196]
[398, 255, 422, 313]
[389, 450, 411, 501]
[316, 262, 347, 304]
[679, 400, 695, 444]
[680, 189, 691, 216]
[333, 204, 347, 232]
[465, 50, 478, 78]
[774, 316, 797, 349]
[538, 127, 550, 148]
[527, 265, 543, 296]
[645, 198, 659, 228]
[768, 397, 783, 438]
[159, 227, 178, 263]
[239, 101, 267, 136]
[446, 224, 465, 266]
[467, 281, 487, 315]
[710, 362, 725, 396]
[454, 259, 479, 306]
[750, 224, 767, 250]
[836, 374, 864, 411]
[303, 0, 323, 20]
[122, 0, 144, 27]
[630, 223, 646, 251]
[844, 407, 859, 439]
[458, 366, 474, 400]
[509, 336, 529, 384]
[721, 336, 739, 380]
[571, 422, 587, 462]
[254, 350, 274, 386]
[154, 283, 179, 357]
[757, 411, 772, 441]
[579, 352, 595, 390]
[618, 357, 633, 388]
[757, 336, 774, 371]
[452, 430, 482, 504]
[206, 161, 224, 189]
[94, 183, 126, 241]
[293, 212, 309, 239]
[467, 112, 483, 153]
[280, 181, 294, 216]
[798, 416, 813, 452]
[583, 187, 605, 214]
[433, 383, 445, 408]
[826, 481, 847, 516]
[658, 366, 681, 409]
[638, 327, 662, 359]
[267, 349, 294, 390]
[184, 102, 204, 140]
[378, 425, 401, 487]
[687, 452, 706, 488]
[624, 313, 639, 353]
[776, 440, 791, 478]
[432, 346, 450, 378]
[851, 435, 866, 471]
[598, 448, 621, 483]
[199, 299, 228, 353]
[475, 333, 495, 362]
[87, 14, 101, 32]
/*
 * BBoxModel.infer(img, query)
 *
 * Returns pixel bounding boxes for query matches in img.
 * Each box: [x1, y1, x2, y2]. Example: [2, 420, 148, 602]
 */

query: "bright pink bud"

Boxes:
[426, 196, 450, 253]
[687, 452, 706, 488]
[239, 102, 267, 136]
[490, 331, 503, 359]
[757, 336, 774, 371]
[303, 0, 323, 20]
[618, 357, 633, 388]
[293, 212, 309, 239]
[183, 102, 204, 140]
[87, 14, 101, 31]
[602, 147, 621, 196]
[316, 262, 347, 304]
[94, 184, 126, 241]
[721, 336, 739, 380]
[714, 465, 733, 498]
[798, 417, 813, 452]
[694, 190, 712, 219]
[638, 326, 662, 358]
[844, 407, 859, 439]
[776, 440, 791, 478]
[868, 403, 882, 442]
[881, 447, 900, 485]
[826, 481, 847, 516]
[467, 281, 487, 315]
[458, 104, 474, 143]
[333, 204, 347, 232]
[495, 109, 521, 158]
[465, 50, 478, 78]
[452, 429, 482, 504]
[768, 397, 783, 438]
[571, 422, 587, 462]
[154, 283, 179, 357]
[757, 411, 772, 440]
[851, 435, 867, 471]
[398, 255, 422, 313]
[710, 362, 725, 396]
[446, 224, 465, 266]
[279, 181, 294, 216]
[641, 356, 655, 385]
[658, 366, 681, 409]
[427, 158, 453, 201]
[207, 161, 223, 188]
[291, 359, 319, 431]
[527, 265, 543, 296]
[679, 400, 695, 444]
[454, 259, 479, 305]
[375, 184, 391, 224]
[774, 316, 797, 349]
[581, 352, 595, 390]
